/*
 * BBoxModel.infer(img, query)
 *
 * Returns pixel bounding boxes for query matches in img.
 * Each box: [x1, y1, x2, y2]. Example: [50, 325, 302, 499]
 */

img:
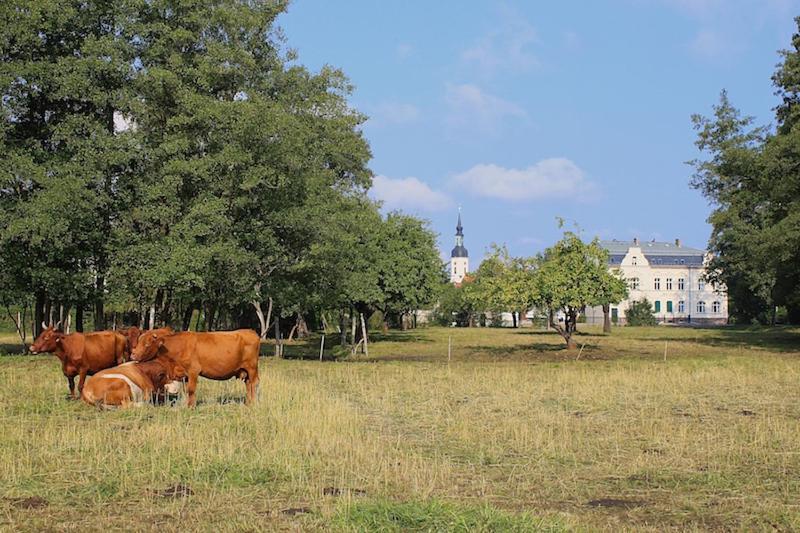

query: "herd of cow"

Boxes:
[28, 323, 261, 408]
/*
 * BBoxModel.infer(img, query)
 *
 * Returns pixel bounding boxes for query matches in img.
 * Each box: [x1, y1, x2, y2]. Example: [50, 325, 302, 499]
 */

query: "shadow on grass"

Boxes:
[625, 326, 800, 353]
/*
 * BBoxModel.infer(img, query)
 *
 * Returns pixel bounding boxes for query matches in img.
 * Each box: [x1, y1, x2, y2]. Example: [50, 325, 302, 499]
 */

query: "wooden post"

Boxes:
[576, 343, 586, 361]
[448, 335, 452, 363]
[319, 334, 325, 361]
[360, 313, 368, 357]
[274, 317, 282, 358]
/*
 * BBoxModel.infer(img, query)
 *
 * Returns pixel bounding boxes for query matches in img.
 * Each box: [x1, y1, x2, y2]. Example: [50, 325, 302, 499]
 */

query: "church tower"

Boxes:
[450, 210, 469, 283]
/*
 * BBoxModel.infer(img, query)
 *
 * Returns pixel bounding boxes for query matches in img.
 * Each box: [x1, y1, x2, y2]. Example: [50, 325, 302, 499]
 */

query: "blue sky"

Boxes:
[280, 0, 799, 263]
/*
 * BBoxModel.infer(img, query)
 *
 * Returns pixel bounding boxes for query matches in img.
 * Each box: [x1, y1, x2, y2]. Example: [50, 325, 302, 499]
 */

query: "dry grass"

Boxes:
[1, 325, 799, 531]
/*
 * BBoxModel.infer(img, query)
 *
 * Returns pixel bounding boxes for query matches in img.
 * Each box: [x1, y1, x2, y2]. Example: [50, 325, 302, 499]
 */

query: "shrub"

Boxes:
[626, 298, 657, 326]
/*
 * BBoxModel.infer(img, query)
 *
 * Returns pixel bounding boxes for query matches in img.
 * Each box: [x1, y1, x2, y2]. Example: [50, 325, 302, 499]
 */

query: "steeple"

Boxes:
[451, 208, 468, 259]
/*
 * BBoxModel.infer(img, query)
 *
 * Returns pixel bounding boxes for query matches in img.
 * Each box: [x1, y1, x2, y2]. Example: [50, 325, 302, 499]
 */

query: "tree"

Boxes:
[626, 299, 657, 327]
[533, 231, 627, 349]
[690, 18, 800, 324]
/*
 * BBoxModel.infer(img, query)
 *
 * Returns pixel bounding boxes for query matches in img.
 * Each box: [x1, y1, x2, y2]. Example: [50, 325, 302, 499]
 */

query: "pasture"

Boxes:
[1, 325, 799, 531]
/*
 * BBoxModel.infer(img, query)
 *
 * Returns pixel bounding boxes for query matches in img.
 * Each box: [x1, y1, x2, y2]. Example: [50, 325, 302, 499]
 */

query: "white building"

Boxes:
[585, 238, 729, 326]
[449, 211, 469, 284]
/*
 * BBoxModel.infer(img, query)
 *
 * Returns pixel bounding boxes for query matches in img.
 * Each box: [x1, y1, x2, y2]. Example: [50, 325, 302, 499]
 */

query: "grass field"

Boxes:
[1, 325, 799, 531]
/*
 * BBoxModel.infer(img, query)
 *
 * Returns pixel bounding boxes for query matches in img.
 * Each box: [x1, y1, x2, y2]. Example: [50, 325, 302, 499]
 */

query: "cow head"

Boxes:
[121, 326, 142, 352]
[130, 327, 173, 362]
[29, 322, 64, 354]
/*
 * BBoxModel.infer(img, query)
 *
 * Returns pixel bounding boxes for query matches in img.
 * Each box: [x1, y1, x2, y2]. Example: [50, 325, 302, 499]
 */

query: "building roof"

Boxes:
[451, 245, 468, 258]
[601, 240, 705, 267]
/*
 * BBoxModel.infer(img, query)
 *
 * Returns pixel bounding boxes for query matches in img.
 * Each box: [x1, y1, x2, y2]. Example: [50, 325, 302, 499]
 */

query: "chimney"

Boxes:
[675, 238, 681, 247]
[633, 237, 639, 246]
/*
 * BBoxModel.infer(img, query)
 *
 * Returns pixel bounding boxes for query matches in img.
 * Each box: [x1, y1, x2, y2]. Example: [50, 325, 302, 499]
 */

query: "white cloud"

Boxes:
[369, 101, 420, 125]
[451, 158, 596, 202]
[444, 83, 526, 133]
[370, 175, 453, 213]
[461, 8, 538, 76]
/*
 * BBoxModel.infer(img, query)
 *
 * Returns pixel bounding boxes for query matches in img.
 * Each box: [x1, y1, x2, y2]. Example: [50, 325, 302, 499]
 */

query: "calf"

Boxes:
[81, 358, 186, 409]
[29, 323, 127, 399]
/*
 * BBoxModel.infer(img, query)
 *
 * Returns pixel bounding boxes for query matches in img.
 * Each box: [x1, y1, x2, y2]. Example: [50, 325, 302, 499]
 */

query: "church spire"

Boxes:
[451, 208, 468, 259]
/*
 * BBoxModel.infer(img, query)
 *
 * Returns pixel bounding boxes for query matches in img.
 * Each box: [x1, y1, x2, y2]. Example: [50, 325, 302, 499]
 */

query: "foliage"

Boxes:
[626, 298, 658, 326]
[690, 18, 800, 324]
[532, 231, 627, 348]
[0, 0, 441, 337]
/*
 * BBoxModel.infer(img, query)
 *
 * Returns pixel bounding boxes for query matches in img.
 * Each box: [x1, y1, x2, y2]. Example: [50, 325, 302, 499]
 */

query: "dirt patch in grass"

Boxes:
[151, 483, 193, 499]
[4, 496, 48, 509]
[586, 498, 646, 509]
[324, 486, 367, 497]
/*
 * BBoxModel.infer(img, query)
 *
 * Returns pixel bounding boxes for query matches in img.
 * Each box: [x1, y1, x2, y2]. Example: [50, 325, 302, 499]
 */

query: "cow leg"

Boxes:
[186, 372, 199, 408]
[244, 367, 259, 406]
[77, 369, 88, 395]
[67, 376, 76, 399]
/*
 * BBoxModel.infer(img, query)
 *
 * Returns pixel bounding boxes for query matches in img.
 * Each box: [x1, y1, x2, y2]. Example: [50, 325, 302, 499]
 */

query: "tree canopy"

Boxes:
[690, 18, 800, 324]
[0, 0, 443, 341]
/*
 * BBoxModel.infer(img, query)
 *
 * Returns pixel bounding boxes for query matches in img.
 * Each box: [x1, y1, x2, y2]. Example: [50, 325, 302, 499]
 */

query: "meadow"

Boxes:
[1, 325, 799, 531]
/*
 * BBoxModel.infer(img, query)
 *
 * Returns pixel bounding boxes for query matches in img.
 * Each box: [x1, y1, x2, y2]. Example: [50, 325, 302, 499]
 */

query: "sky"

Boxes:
[279, 0, 800, 264]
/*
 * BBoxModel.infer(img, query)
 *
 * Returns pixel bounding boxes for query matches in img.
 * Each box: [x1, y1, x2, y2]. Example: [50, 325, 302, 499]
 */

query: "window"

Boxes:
[666, 278, 673, 290]
[629, 277, 640, 290]
[712, 301, 721, 313]
[654, 278, 661, 290]
[632, 256, 638, 265]
[667, 301, 673, 313]
[698, 281, 705, 291]
[678, 278, 685, 290]
[697, 301, 706, 313]
[678, 300, 685, 313]
[654, 301, 661, 312]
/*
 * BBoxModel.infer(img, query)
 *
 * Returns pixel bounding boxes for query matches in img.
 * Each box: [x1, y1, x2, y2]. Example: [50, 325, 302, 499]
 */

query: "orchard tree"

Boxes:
[534, 231, 627, 349]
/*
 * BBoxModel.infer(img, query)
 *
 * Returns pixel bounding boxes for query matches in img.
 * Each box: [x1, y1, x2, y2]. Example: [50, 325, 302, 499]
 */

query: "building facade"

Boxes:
[450, 211, 469, 284]
[585, 238, 729, 325]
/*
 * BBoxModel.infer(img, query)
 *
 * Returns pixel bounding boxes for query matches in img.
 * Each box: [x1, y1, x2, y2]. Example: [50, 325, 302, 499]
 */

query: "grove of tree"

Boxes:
[0, 0, 443, 343]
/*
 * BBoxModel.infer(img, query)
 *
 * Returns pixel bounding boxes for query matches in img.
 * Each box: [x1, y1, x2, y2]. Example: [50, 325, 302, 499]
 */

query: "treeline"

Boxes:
[434, 231, 628, 348]
[0, 0, 443, 341]
[690, 18, 800, 324]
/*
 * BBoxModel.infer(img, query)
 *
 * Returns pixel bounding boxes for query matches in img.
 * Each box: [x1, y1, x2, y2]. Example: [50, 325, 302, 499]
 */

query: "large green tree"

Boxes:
[691, 18, 800, 323]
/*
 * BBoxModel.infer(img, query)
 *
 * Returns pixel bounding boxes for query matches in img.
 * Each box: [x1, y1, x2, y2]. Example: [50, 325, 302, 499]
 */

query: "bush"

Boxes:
[626, 298, 657, 326]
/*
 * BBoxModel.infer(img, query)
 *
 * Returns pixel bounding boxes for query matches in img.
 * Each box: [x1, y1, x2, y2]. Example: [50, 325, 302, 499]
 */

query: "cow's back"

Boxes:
[83, 332, 125, 371]
[81, 362, 152, 407]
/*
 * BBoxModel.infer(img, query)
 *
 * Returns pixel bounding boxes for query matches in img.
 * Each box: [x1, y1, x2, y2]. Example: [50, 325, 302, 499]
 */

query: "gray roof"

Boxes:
[602, 240, 705, 267]
[451, 245, 468, 258]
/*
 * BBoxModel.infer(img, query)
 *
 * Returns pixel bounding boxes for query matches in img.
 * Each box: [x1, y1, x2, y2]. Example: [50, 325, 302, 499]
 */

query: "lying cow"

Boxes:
[131, 328, 260, 407]
[29, 323, 128, 399]
[81, 358, 186, 408]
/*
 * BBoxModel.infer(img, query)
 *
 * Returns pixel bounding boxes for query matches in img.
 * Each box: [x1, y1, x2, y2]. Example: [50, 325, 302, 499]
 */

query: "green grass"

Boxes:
[1, 325, 799, 531]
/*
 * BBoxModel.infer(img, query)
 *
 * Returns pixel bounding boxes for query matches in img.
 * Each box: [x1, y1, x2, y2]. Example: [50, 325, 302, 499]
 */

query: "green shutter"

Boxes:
[654, 301, 661, 312]
[666, 301, 673, 313]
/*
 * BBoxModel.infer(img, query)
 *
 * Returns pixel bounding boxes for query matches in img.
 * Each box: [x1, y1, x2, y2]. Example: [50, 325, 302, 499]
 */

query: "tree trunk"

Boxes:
[34, 291, 45, 337]
[148, 302, 156, 330]
[76, 304, 84, 333]
[94, 275, 106, 331]
[602, 303, 611, 333]
[512, 312, 518, 328]
[339, 310, 347, 347]
[182, 302, 195, 331]
[274, 314, 282, 358]
[296, 314, 309, 338]
[253, 300, 266, 339]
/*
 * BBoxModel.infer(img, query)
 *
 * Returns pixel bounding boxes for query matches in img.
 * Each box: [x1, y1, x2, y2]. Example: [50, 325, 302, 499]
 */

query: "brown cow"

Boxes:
[81, 358, 186, 409]
[29, 323, 128, 399]
[119, 326, 143, 359]
[131, 328, 260, 407]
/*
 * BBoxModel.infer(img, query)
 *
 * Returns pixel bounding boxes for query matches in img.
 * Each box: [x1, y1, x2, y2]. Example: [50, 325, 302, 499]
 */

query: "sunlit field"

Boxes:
[1, 325, 799, 531]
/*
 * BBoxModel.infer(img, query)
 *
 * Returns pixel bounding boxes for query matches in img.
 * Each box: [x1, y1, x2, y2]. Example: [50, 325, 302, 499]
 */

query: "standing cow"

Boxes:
[130, 328, 260, 407]
[29, 323, 128, 398]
